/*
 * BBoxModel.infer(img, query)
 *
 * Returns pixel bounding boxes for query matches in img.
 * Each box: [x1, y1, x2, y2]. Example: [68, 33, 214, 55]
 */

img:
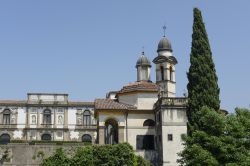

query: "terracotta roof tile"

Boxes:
[118, 81, 158, 94]
[95, 99, 136, 110]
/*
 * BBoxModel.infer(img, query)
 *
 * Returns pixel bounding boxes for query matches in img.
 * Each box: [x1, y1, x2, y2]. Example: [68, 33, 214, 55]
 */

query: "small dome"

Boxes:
[157, 37, 172, 52]
[136, 52, 151, 68]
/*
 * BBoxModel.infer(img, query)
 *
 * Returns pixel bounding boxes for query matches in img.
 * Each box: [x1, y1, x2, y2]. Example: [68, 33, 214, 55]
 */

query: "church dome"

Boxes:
[136, 52, 151, 68]
[157, 37, 172, 52]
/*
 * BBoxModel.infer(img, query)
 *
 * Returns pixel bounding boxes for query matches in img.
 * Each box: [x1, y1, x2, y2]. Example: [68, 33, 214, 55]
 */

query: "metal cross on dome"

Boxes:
[163, 25, 166, 37]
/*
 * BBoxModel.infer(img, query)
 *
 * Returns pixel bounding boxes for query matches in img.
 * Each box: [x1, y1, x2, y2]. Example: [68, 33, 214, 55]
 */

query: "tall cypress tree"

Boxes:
[187, 8, 220, 133]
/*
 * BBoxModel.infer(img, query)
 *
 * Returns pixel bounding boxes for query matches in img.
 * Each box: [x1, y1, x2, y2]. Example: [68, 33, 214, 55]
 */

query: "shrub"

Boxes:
[40, 143, 152, 166]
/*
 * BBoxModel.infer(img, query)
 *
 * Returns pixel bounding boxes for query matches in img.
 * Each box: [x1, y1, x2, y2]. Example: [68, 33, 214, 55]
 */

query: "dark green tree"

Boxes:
[179, 107, 250, 166]
[187, 8, 220, 133]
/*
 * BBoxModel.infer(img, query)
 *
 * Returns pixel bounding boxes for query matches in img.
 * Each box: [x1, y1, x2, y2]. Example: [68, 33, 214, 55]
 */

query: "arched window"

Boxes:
[160, 66, 164, 81]
[169, 66, 173, 81]
[143, 119, 155, 126]
[41, 133, 51, 141]
[31, 115, 36, 124]
[82, 134, 92, 144]
[0, 134, 10, 144]
[105, 119, 118, 145]
[43, 109, 51, 124]
[3, 109, 11, 125]
[83, 110, 91, 126]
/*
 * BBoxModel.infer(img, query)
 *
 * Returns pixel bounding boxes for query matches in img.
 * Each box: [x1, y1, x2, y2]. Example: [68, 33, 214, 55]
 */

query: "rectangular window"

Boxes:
[168, 134, 173, 141]
[83, 115, 91, 126]
[3, 114, 10, 124]
[136, 135, 154, 150]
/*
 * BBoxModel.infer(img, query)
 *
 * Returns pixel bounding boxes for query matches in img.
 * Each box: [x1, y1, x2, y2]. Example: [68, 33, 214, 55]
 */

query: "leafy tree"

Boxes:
[187, 7, 220, 133]
[179, 107, 224, 166]
[179, 107, 250, 166]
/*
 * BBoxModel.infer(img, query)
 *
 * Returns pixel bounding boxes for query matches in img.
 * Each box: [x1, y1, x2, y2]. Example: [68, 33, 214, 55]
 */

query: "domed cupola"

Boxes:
[157, 37, 172, 53]
[136, 51, 151, 82]
[136, 52, 151, 68]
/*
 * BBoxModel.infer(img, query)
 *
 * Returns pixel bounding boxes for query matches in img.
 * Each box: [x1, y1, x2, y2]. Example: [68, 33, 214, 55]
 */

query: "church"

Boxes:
[0, 34, 187, 166]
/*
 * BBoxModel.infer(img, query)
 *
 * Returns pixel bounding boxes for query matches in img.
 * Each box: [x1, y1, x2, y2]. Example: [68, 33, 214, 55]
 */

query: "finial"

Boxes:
[163, 25, 166, 37]
[142, 46, 144, 55]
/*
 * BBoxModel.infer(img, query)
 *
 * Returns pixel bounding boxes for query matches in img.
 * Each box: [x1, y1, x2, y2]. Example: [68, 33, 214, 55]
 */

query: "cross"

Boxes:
[163, 25, 166, 37]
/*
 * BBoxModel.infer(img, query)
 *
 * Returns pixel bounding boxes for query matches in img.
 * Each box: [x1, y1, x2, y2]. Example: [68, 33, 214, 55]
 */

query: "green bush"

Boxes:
[40, 148, 71, 166]
[40, 143, 152, 166]
[136, 155, 152, 166]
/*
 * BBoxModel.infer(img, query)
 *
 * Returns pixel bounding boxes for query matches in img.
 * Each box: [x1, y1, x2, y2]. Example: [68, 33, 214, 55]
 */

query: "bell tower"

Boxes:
[153, 27, 177, 97]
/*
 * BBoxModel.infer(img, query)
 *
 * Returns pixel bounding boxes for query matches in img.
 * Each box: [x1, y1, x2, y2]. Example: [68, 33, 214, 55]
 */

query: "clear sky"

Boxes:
[0, 1, 249, 113]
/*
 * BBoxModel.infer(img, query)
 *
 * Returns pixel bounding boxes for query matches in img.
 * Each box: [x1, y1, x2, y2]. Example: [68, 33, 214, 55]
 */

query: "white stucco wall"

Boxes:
[137, 93, 158, 110]
[127, 113, 154, 126]
[161, 108, 187, 166]
[162, 125, 186, 166]
[68, 108, 77, 129]
[17, 107, 26, 128]
[118, 94, 138, 107]
[118, 92, 157, 110]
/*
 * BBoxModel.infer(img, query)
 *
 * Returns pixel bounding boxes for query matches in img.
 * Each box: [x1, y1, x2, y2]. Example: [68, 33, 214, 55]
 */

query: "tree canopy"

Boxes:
[179, 107, 250, 166]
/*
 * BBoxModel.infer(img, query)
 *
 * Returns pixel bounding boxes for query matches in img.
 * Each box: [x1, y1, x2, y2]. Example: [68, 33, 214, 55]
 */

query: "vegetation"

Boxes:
[41, 143, 152, 166]
[179, 107, 250, 165]
[180, 7, 250, 166]
[186, 7, 220, 133]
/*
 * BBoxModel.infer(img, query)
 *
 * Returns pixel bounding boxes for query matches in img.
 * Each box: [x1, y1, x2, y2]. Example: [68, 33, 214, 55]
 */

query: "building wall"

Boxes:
[118, 93, 138, 107]
[0, 102, 96, 143]
[118, 92, 158, 110]
[161, 108, 187, 166]
[137, 93, 158, 110]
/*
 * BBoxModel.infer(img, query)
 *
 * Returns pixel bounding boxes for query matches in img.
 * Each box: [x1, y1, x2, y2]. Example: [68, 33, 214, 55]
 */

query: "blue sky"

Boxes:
[0, 1, 249, 112]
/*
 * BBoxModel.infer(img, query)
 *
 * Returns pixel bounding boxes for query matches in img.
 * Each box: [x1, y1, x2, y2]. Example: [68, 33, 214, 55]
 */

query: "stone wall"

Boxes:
[0, 144, 83, 166]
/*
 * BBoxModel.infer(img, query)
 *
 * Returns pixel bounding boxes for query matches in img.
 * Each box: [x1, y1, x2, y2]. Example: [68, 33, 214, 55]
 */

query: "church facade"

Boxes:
[0, 35, 187, 166]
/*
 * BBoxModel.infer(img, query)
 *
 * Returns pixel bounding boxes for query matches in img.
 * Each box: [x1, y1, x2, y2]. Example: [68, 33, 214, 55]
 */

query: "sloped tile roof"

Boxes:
[117, 81, 158, 94]
[0, 100, 26, 106]
[95, 99, 136, 110]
